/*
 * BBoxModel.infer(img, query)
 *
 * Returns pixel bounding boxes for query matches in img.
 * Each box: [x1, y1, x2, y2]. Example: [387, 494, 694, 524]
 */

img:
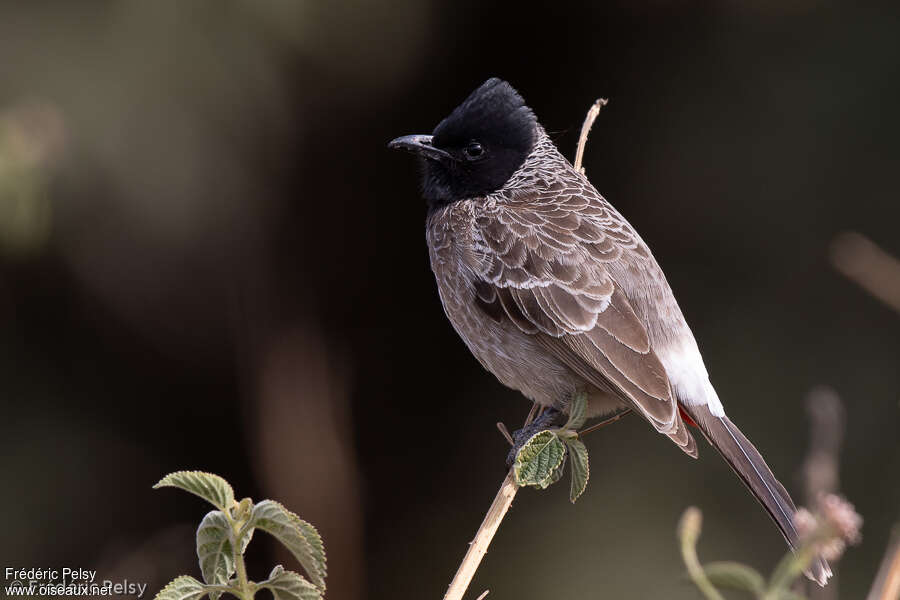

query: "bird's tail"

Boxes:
[683, 404, 832, 586]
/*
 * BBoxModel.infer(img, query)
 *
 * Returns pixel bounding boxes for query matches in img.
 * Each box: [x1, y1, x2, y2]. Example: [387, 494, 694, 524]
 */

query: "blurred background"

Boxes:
[1, 1, 899, 598]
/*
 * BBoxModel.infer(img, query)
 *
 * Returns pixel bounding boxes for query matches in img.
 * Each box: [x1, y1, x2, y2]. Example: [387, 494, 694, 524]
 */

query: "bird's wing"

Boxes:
[470, 186, 695, 454]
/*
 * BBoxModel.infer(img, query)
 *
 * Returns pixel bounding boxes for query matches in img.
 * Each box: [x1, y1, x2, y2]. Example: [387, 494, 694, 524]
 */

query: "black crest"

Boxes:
[432, 78, 536, 154]
[422, 78, 537, 207]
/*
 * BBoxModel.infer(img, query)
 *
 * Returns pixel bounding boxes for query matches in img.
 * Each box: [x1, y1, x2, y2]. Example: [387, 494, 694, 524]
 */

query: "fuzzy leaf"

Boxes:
[288, 513, 325, 576]
[196, 511, 233, 592]
[154, 472, 235, 512]
[530, 452, 567, 490]
[566, 438, 590, 503]
[195, 510, 253, 597]
[543, 453, 567, 489]
[262, 566, 321, 600]
[250, 500, 327, 591]
[565, 393, 588, 430]
[514, 430, 566, 487]
[702, 561, 765, 594]
[153, 576, 207, 600]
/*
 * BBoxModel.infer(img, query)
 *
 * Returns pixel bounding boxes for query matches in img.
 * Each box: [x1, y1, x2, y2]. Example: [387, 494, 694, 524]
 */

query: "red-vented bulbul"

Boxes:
[388, 78, 830, 585]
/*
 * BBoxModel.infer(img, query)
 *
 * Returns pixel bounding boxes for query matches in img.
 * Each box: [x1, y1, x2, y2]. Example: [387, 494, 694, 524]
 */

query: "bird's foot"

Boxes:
[506, 407, 562, 466]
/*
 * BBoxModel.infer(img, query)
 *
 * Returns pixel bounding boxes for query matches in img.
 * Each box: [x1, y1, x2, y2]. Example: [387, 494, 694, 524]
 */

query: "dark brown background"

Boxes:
[1, 1, 898, 598]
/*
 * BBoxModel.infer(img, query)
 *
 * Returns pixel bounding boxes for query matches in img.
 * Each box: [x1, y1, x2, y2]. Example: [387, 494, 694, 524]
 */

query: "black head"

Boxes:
[389, 78, 537, 207]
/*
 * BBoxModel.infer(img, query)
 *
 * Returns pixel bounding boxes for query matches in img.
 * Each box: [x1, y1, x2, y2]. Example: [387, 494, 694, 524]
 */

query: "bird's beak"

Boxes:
[388, 134, 452, 162]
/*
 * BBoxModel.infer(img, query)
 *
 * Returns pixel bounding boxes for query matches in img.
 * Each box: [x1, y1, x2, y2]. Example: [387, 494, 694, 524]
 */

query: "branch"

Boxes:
[867, 525, 900, 600]
[573, 98, 608, 174]
[442, 470, 519, 600]
[443, 96, 607, 600]
[443, 402, 541, 600]
[578, 407, 631, 437]
[678, 507, 726, 600]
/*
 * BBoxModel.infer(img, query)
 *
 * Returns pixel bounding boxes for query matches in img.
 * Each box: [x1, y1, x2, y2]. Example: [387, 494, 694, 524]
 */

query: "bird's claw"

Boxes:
[506, 408, 562, 466]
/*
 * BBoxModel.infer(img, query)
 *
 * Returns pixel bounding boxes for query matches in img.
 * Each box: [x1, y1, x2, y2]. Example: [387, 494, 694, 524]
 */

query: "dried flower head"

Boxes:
[793, 507, 817, 539]
[819, 493, 863, 544]
[793, 494, 862, 563]
[819, 538, 846, 562]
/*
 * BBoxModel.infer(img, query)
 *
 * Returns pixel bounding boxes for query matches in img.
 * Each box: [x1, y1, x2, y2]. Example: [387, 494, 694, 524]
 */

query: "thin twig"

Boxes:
[445, 405, 631, 600]
[496, 422, 514, 447]
[444, 403, 539, 600]
[679, 508, 726, 600]
[442, 465, 520, 600]
[443, 399, 544, 600]
[496, 401, 540, 447]
[578, 408, 632, 437]
[443, 97, 607, 600]
[867, 525, 900, 600]
[573, 98, 608, 174]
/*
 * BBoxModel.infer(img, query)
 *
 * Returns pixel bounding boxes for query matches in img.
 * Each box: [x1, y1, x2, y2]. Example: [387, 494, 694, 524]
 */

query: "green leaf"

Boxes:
[542, 453, 567, 489]
[250, 500, 327, 591]
[564, 393, 588, 430]
[153, 576, 207, 600]
[196, 511, 232, 592]
[288, 513, 326, 576]
[702, 561, 765, 595]
[513, 430, 567, 488]
[566, 438, 590, 503]
[529, 452, 566, 490]
[154, 472, 235, 513]
[262, 566, 321, 600]
[195, 510, 253, 597]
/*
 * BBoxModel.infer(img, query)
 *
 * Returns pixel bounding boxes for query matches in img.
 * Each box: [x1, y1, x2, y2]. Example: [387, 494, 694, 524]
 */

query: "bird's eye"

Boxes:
[463, 141, 484, 160]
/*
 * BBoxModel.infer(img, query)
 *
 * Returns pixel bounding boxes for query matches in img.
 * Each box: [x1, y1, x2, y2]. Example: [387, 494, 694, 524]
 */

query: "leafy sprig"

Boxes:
[512, 393, 591, 502]
[677, 497, 861, 600]
[153, 471, 327, 600]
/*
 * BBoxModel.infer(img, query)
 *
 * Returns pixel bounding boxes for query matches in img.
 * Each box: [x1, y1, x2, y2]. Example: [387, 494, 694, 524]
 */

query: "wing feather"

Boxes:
[471, 188, 696, 456]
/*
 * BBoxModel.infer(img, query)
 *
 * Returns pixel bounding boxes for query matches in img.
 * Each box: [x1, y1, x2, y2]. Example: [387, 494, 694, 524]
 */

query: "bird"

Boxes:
[388, 77, 831, 585]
